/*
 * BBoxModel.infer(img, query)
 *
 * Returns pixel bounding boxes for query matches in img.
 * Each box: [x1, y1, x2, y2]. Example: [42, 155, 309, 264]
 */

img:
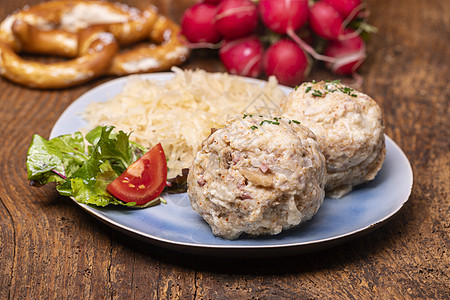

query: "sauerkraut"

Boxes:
[83, 68, 285, 177]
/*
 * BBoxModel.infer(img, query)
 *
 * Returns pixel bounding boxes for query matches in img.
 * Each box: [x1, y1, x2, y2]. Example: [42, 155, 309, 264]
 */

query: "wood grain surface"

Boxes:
[0, 0, 448, 299]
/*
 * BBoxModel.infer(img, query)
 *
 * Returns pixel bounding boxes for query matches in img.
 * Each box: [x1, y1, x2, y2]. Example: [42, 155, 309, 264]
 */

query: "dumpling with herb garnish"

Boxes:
[187, 115, 326, 240]
[281, 81, 386, 198]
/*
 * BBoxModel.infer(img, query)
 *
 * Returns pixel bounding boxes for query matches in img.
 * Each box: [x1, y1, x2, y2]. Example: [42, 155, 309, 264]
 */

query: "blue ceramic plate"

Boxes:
[51, 73, 413, 257]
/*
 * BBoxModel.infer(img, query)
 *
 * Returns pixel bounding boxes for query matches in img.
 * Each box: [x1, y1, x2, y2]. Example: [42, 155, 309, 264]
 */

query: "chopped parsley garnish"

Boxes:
[304, 81, 357, 98]
[325, 79, 341, 84]
[250, 125, 258, 130]
[260, 120, 280, 126]
[312, 89, 324, 97]
[325, 83, 338, 92]
[339, 87, 356, 95]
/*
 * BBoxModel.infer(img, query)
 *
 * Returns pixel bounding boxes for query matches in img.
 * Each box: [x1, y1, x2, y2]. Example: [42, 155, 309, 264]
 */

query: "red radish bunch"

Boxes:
[310, 1, 345, 40]
[180, 0, 374, 87]
[180, 3, 221, 44]
[214, 0, 259, 40]
[219, 37, 264, 78]
[263, 39, 310, 87]
[324, 29, 366, 75]
[258, 0, 309, 35]
[324, 0, 362, 19]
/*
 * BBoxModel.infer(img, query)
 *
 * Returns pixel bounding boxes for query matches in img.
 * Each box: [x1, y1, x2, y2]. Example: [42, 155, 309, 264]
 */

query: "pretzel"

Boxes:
[10, 6, 189, 76]
[6, 2, 159, 57]
[0, 1, 189, 89]
[0, 26, 118, 89]
[107, 14, 190, 75]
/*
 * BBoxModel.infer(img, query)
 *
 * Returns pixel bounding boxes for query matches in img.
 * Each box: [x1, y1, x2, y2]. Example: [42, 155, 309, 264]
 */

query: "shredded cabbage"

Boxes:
[83, 68, 285, 177]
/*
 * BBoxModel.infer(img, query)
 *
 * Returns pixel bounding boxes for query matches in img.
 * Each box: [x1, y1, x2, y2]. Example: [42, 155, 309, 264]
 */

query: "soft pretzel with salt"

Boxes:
[0, 26, 118, 89]
[0, 1, 189, 89]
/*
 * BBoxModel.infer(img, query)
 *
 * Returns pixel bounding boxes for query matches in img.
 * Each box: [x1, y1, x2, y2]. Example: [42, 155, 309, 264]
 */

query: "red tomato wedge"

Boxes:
[107, 143, 167, 205]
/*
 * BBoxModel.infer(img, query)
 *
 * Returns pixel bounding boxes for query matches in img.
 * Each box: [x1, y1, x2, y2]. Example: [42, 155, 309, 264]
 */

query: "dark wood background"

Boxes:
[0, 0, 448, 299]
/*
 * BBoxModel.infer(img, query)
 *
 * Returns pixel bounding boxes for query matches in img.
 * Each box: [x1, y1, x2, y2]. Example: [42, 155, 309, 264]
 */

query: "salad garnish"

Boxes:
[26, 126, 166, 208]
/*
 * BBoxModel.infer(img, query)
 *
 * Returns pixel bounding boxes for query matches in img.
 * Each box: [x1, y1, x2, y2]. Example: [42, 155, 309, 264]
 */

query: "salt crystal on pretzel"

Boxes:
[60, 2, 137, 31]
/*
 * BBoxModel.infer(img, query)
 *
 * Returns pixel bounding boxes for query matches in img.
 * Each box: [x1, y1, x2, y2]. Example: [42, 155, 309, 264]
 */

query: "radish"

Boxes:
[219, 36, 264, 78]
[203, 0, 222, 4]
[309, 0, 344, 40]
[324, 29, 366, 75]
[263, 39, 311, 87]
[258, 0, 336, 63]
[323, 0, 362, 19]
[214, 0, 258, 40]
[258, 0, 309, 34]
[181, 3, 222, 44]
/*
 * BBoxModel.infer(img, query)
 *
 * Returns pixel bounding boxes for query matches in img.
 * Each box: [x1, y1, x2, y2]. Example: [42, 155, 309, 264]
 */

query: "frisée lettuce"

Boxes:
[26, 126, 161, 207]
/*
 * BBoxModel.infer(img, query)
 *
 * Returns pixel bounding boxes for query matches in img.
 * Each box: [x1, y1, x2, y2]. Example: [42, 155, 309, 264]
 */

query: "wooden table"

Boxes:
[1, 0, 448, 298]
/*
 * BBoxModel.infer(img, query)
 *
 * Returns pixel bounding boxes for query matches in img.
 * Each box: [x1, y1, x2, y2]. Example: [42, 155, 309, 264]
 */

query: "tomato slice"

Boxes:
[107, 143, 167, 205]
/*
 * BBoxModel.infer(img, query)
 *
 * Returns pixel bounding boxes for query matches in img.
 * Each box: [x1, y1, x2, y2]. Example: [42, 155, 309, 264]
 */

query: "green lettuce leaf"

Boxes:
[26, 132, 88, 186]
[26, 126, 149, 207]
